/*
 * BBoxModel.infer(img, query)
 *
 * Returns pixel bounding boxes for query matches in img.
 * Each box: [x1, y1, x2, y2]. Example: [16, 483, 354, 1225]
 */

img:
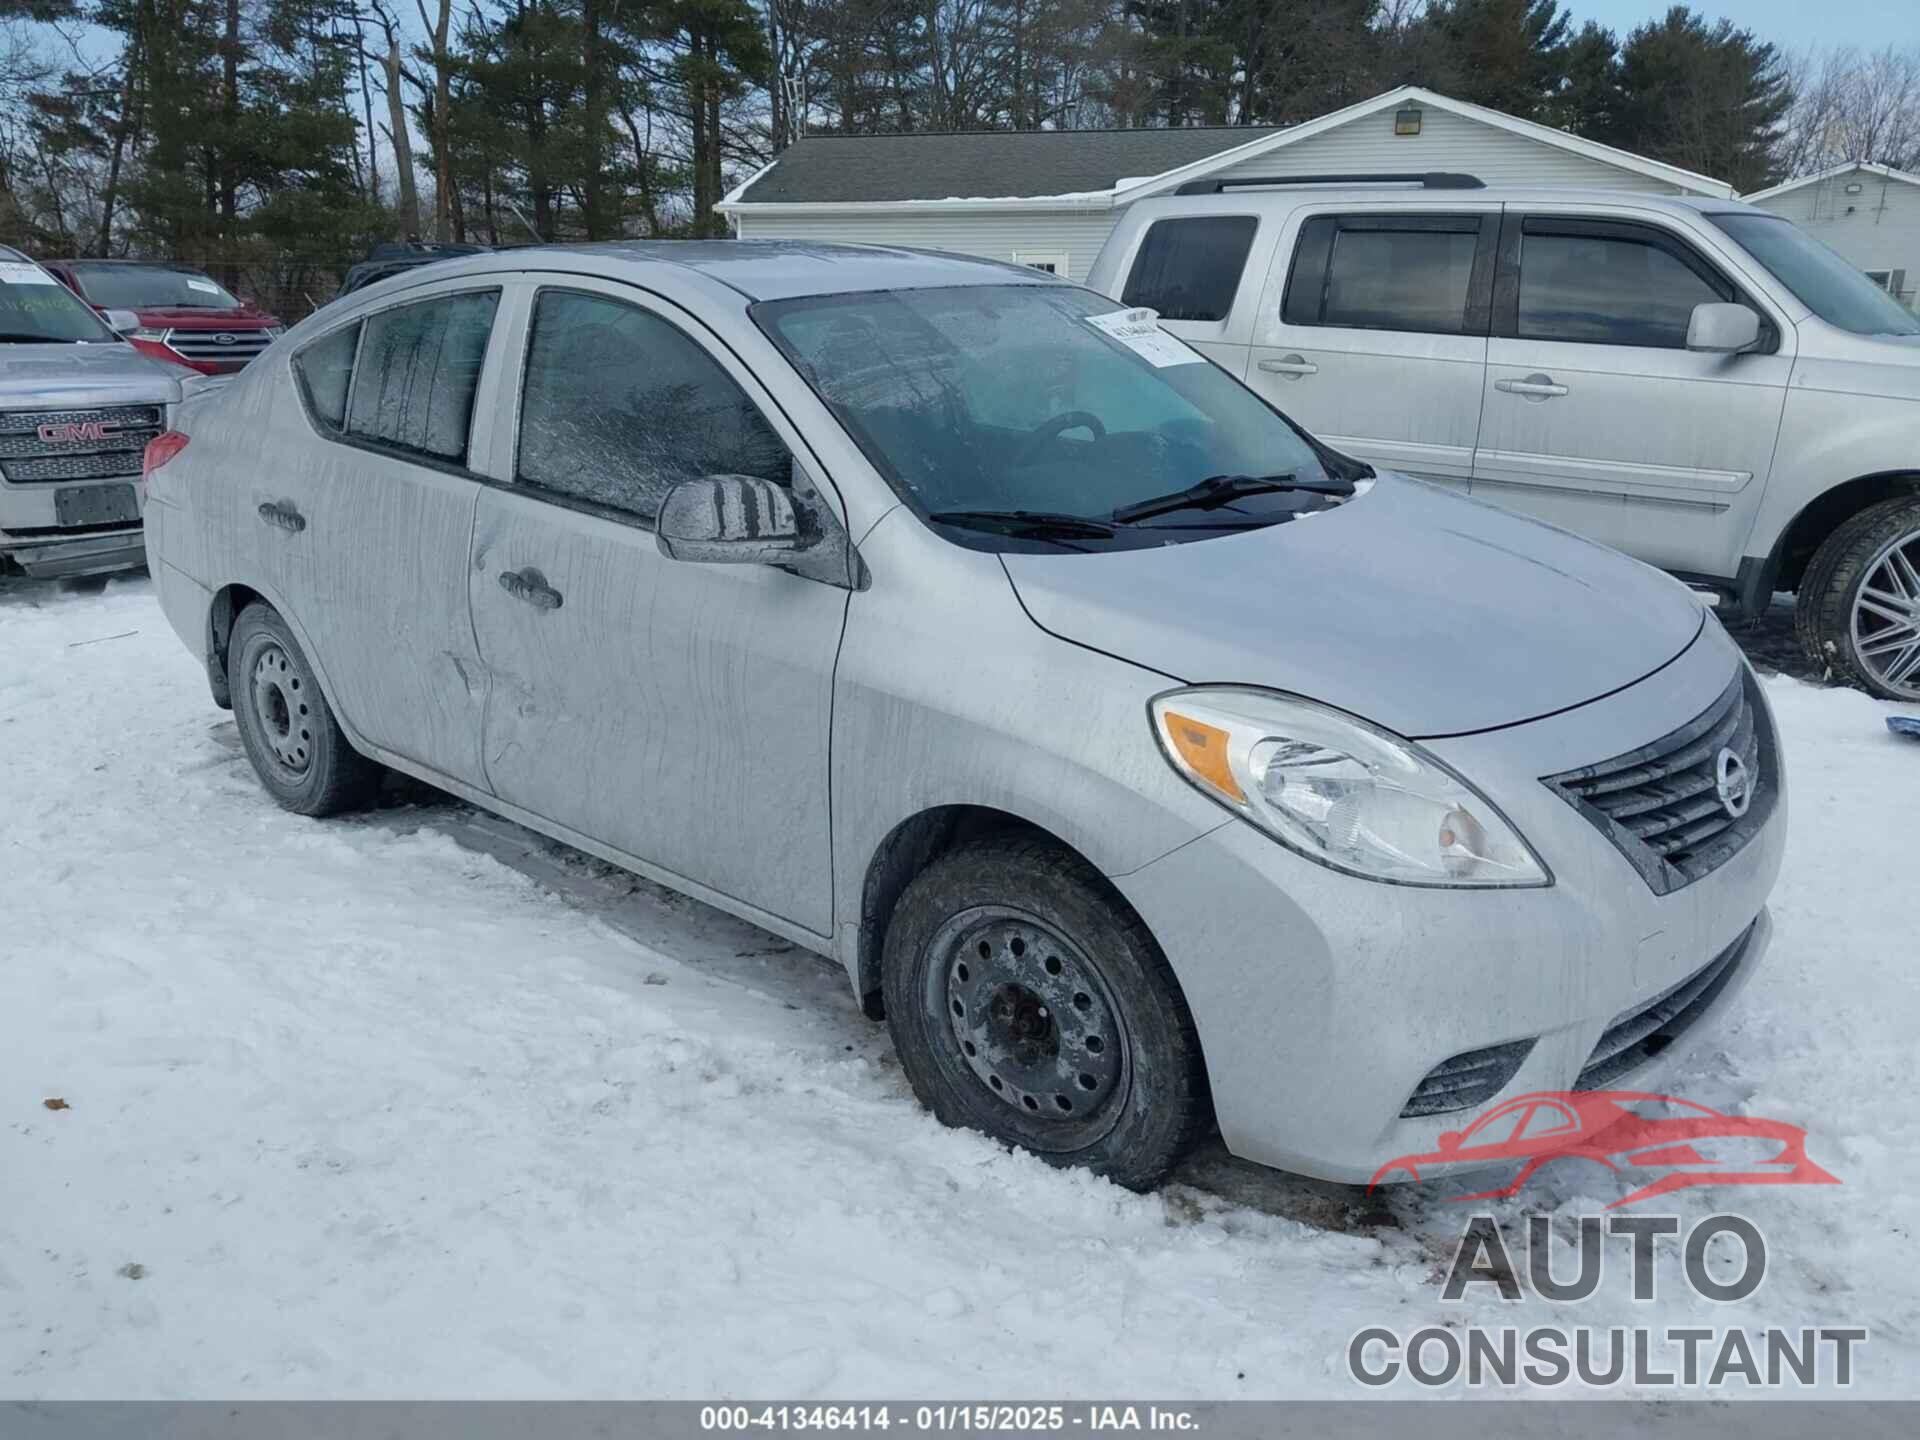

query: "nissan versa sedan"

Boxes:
[142, 242, 1785, 1189]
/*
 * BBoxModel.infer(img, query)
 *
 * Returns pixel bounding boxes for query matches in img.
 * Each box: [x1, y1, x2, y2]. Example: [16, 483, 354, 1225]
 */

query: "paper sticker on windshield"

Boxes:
[1085, 308, 1203, 367]
[185, 278, 220, 293]
[0, 263, 57, 286]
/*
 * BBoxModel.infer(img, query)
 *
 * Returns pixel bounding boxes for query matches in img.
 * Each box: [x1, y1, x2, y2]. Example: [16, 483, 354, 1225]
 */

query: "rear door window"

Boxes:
[1511, 221, 1733, 349]
[344, 290, 498, 463]
[1121, 216, 1259, 322]
[515, 288, 790, 523]
[1285, 214, 1489, 335]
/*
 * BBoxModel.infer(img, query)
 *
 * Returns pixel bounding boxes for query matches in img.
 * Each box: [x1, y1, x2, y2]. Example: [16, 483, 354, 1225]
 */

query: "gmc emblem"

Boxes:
[37, 421, 119, 444]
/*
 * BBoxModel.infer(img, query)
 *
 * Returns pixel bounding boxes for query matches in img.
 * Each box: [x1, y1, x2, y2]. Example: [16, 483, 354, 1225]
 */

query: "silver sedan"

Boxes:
[142, 242, 1785, 1188]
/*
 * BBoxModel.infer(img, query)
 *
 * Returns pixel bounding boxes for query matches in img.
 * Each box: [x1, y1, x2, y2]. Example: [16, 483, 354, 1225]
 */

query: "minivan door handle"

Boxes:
[498, 566, 564, 612]
[1494, 374, 1569, 400]
[256, 500, 305, 533]
[1257, 354, 1319, 378]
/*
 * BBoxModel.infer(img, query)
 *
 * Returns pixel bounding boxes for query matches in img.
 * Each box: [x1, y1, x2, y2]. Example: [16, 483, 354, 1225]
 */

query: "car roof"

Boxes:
[400, 239, 1074, 303]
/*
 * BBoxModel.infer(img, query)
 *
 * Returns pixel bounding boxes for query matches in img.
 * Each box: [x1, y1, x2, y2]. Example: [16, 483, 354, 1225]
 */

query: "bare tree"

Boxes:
[1778, 44, 1920, 176]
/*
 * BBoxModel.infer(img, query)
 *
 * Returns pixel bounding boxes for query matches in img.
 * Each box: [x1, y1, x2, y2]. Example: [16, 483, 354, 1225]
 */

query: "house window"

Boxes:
[1013, 251, 1069, 276]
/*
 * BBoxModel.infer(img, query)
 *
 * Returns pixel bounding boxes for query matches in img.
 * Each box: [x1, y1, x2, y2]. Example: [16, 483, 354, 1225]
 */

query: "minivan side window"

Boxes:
[291, 321, 360, 433]
[344, 290, 498, 463]
[1121, 216, 1259, 322]
[516, 289, 790, 522]
[1283, 214, 1490, 336]
[1514, 223, 1732, 349]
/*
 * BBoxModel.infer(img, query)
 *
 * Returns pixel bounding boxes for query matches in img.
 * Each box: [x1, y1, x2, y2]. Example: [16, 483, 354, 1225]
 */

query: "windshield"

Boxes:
[0, 262, 118, 343]
[755, 284, 1350, 551]
[1710, 213, 1920, 336]
[70, 263, 244, 311]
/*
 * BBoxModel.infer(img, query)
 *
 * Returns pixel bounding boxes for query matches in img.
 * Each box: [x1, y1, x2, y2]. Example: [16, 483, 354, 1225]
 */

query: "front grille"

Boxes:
[1541, 670, 1775, 895]
[1576, 921, 1756, 1089]
[1400, 1038, 1536, 1118]
[0, 404, 164, 484]
[165, 327, 272, 363]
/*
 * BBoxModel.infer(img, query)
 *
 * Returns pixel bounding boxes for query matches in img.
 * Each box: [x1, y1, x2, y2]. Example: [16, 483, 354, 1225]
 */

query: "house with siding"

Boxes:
[1743, 162, 1920, 309]
[717, 85, 1731, 281]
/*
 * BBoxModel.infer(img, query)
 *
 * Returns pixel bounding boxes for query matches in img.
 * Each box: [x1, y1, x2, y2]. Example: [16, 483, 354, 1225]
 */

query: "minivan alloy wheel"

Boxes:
[1851, 529, 1920, 698]
[935, 909, 1128, 1137]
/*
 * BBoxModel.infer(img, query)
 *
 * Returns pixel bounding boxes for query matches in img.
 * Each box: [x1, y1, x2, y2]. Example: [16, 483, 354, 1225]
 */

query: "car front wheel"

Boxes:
[228, 603, 379, 816]
[881, 835, 1209, 1190]
[1797, 494, 1920, 701]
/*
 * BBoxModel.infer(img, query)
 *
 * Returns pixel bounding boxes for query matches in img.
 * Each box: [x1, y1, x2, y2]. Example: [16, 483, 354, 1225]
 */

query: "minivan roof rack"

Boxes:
[1173, 172, 1486, 195]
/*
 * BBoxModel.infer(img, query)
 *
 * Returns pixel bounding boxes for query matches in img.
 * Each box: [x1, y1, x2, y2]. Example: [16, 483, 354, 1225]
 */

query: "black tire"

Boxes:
[227, 603, 379, 816]
[1795, 494, 1920, 700]
[881, 835, 1209, 1190]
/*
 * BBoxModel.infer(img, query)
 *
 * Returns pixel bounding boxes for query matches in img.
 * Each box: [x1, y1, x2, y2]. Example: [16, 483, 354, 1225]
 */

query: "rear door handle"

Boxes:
[257, 500, 305, 533]
[1257, 355, 1319, 378]
[1494, 375, 1569, 399]
[498, 566, 563, 612]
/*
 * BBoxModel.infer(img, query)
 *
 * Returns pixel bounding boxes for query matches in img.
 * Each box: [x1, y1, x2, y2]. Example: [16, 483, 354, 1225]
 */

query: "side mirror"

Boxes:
[656, 475, 803, 566]
[1686, 302, 1761, 354]
[102, 308, 141, 336]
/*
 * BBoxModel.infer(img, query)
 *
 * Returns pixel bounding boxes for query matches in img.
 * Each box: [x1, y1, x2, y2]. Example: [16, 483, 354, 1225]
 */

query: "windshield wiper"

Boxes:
[927, 508, 1116, 541]
[1111, 471, 1353, 524]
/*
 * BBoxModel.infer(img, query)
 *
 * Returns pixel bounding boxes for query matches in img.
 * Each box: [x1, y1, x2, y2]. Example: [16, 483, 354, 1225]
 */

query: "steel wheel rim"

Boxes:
[927, 905, 1130, 1151]
[249, 642, 313, 774]
[1851, 528, 1920, 699]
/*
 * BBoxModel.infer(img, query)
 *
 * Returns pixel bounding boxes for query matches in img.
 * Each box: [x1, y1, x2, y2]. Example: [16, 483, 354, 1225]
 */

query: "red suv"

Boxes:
[41, 259, 283, 375]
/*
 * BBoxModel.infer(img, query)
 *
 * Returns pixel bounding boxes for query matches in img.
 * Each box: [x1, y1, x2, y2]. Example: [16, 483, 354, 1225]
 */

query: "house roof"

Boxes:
[719, 85, 1732, 215]
[723, 125, 1287, 207]
[1742, 161, 1920, 204]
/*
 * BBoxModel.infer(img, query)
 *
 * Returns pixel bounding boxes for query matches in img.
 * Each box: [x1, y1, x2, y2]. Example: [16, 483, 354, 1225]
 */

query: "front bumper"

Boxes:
[1111, 619, 1786, 1184]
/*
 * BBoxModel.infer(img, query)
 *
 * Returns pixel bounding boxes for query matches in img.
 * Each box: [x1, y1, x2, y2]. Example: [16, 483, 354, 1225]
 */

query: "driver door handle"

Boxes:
[1257, 355, 1318, 377]
[1495, 375, 1569, 399]
[498, 567, 564, 612]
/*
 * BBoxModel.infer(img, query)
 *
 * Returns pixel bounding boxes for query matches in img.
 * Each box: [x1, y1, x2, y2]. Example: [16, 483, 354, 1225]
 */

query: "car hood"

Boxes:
[130, 306, 278, 327]
[0, 342, 185, 408]
[1001, 473, 1705, 739]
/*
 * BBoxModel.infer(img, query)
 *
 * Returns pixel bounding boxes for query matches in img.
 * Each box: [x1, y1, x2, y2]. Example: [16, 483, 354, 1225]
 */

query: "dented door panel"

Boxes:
[467, 488, 844, 935]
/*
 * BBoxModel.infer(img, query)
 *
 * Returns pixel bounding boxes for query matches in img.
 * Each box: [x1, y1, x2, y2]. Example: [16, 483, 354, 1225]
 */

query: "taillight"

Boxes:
[143, 430, 189, 481]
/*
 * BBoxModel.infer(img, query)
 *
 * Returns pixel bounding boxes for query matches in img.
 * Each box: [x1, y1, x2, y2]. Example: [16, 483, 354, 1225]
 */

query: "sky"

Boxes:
[1573, 0, 1914, 53]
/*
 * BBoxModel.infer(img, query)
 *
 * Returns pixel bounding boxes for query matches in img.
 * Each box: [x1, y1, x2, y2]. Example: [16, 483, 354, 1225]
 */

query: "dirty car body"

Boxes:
[143, 241, 1786, 1186]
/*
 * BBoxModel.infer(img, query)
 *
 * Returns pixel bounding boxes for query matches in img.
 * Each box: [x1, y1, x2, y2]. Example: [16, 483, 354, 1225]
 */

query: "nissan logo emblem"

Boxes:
[1714, 747, 1753, 820]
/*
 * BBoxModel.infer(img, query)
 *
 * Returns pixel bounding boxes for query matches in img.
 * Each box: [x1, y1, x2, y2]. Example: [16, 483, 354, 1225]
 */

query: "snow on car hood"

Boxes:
[1001, 473, 1705, 739]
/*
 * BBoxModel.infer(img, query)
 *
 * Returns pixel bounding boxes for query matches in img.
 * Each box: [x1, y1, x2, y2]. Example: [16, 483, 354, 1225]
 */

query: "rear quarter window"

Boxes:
[291, 322, 361, 433]
[344, 291, 498, 463]
[1120, 216, 1258, 322]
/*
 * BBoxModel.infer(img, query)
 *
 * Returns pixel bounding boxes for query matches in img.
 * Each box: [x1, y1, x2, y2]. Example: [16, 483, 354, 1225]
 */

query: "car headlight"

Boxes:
[264, 326, 285, 338]
[1150, 687, 1550, 888]
[131, 327, 169, 341]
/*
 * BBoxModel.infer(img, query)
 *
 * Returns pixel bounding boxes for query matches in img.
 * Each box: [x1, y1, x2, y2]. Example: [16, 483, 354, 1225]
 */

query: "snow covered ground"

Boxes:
[3, 575, 1916, 1399]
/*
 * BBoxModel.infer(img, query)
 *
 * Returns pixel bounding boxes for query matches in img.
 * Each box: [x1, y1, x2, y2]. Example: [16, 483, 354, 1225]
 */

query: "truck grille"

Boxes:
[1576, 921, 1756, 1089]
[1541, 670, 1774, 896]
[0, 405, 164, 485]
[165, 327, 273, 364]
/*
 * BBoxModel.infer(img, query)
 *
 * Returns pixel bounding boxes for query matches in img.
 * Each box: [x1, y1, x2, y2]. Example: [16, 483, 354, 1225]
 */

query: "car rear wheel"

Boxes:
[228, 603, 379, 816]
[881, 835, 1208, 1190]
[1797, 495, 1920, 701]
